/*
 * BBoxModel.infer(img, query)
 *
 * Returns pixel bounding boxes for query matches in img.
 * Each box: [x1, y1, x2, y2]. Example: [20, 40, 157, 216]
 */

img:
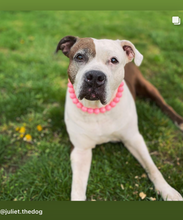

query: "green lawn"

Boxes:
[0, 11, 183, 201]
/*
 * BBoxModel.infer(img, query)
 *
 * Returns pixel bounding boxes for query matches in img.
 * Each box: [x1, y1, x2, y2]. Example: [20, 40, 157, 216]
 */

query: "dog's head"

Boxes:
[56, 36, 143, 106]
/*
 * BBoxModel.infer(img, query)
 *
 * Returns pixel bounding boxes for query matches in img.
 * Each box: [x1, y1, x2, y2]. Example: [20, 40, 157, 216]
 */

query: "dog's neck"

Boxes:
[68, 80, 124, 114]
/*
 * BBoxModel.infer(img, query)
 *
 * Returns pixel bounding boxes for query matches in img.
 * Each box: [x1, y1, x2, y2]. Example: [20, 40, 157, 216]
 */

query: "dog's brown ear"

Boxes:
[55, 36, 78, 57]
[119, 40, 143, 66]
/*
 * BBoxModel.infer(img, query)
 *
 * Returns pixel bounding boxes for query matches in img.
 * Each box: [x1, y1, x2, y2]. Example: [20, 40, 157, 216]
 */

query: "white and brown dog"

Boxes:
[56, 36, 183, 201]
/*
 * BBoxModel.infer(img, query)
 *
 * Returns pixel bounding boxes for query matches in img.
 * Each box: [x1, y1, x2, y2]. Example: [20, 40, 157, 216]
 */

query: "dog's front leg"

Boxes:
[123, 133, 183, 201]
[70, 147, 92, 201]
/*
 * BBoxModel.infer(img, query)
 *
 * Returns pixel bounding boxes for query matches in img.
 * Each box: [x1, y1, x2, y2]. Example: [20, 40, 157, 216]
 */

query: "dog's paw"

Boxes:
[179, 123, 183, 131]
[71, 194, 86, 201]
[156, 185, 183, 201]
[174, 121, 183, 132]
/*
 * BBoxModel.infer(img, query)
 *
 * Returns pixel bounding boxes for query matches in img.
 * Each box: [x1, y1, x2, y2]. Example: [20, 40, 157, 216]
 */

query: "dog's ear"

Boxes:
[120, 40, 143, 66]
[55, 36, 78, 57]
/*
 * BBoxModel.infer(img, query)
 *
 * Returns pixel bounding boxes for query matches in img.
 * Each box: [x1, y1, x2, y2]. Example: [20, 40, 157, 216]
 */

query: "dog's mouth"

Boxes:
[78, 87, 106, 105]
[78, 70, 107, 105]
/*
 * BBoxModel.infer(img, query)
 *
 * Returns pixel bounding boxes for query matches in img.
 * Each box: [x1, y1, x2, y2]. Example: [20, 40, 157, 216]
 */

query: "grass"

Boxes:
[0, 11, 183, 201]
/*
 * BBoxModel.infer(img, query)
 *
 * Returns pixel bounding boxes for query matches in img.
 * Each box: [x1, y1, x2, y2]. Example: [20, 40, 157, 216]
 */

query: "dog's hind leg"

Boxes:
[125, 63, 183, 131]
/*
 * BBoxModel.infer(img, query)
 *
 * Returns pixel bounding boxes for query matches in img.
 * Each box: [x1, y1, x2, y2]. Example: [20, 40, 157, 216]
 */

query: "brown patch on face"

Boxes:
[69, 38, 96, 58]
[67, 38, 96, 84]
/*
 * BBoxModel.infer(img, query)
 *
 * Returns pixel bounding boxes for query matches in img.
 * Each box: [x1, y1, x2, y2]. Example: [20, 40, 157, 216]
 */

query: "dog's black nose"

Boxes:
[85, 70, 106, 87]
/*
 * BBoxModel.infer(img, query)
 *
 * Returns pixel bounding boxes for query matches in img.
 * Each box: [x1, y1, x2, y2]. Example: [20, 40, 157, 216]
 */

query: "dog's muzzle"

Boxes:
[78, 70, 107, 105]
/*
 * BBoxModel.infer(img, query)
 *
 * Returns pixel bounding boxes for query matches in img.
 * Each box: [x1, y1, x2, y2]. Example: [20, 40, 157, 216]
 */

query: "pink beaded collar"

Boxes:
[68, 80, 124, 114]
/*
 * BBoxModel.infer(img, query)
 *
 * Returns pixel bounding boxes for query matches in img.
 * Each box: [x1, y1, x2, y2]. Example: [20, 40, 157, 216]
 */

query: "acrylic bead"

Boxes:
[70, 93, 76, 99]
[105, 105, 111, 111]
[87, 108, 93, 114]
[68, 82, 73, 88]
[94, 108, 100, 114]
[116, 92, 122, 97]
[73, 98, 79, 104]
[81, 106, 87, 112]
[120, 82, 124, 87]
[113, 97, 120, 103]
[69, 88, 74, 93]
[110, 101, 116, 107]
[76, 103, 83, 108]
[118, 87, 124, 92]
[100, 107, 106, 113]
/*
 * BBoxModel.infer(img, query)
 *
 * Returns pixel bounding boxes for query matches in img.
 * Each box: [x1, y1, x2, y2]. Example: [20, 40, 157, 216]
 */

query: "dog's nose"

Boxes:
[85, 70, 106, 87]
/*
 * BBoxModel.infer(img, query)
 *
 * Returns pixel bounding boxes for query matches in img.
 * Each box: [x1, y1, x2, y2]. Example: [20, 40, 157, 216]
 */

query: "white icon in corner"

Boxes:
[172, 16, 181, 25]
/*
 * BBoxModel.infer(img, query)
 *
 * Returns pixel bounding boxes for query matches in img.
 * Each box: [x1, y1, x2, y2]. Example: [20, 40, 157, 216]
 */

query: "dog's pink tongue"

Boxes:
[91, 93, 96, 98]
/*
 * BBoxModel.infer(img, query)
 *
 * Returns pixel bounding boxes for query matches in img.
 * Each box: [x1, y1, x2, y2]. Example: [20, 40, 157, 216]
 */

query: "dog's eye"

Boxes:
[75, 53, 84, 61]
[111, 57, 119, 64]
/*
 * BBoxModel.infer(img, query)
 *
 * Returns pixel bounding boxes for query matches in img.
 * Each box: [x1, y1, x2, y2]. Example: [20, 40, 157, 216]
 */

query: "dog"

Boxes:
[55, 36, 183, 201]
